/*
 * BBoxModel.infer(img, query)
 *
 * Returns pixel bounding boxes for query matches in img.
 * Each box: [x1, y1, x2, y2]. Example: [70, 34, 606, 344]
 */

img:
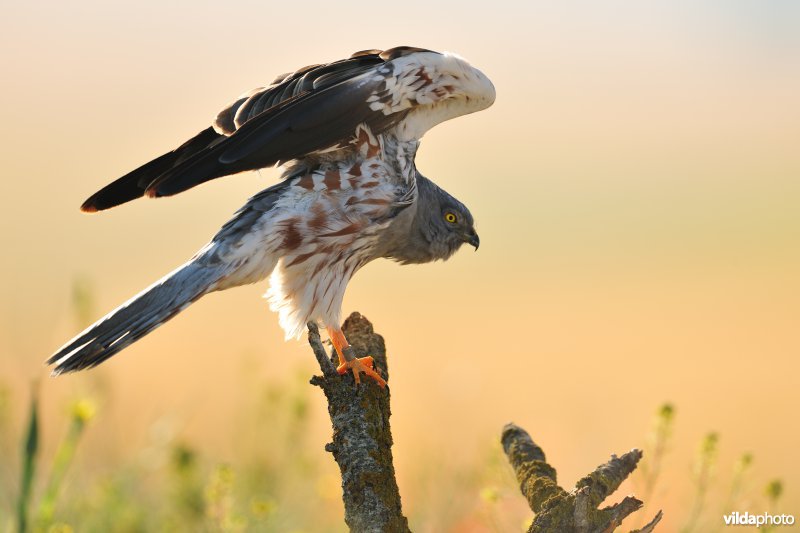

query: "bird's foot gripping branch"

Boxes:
[306, 313, 662, 533]
[327, 326, 386, 387]
[307, 313, 410, 532]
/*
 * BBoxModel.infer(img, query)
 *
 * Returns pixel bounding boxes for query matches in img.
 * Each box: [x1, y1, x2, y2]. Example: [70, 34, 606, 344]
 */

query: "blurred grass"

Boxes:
[682, 431, 719, 533]
[35, 399, 96, 527]
[634, 406, 788, 533]
[0, 276, 791, 531]
[0, 374, 791, 532]
[0, 362, 531, 532]
[637, 402, 675, 527]
[16, 387, 38, 533]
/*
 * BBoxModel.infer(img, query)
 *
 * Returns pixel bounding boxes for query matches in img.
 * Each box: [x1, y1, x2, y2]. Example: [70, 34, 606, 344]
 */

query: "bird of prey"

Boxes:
[47, 46, 495, 387]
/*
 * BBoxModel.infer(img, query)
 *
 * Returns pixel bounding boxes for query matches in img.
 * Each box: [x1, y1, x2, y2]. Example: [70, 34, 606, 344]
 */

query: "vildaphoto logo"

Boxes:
[723, 511, 795, 526]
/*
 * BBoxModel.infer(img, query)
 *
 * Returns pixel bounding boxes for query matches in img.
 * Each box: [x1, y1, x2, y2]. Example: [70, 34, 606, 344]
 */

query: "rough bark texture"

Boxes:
[306, 313, 662, 533]
[308, 313, 410, 533]
[502, 423, 663, 533]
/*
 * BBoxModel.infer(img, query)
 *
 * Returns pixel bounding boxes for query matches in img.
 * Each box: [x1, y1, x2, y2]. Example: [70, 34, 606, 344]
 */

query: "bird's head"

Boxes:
[429, 187, 479, 257]
[385, 174, 479, 264]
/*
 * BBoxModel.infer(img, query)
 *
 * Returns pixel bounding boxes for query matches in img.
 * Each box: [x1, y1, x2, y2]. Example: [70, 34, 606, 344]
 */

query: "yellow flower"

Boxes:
[480, 486, 500, 503]
[71, 399, 96, 423]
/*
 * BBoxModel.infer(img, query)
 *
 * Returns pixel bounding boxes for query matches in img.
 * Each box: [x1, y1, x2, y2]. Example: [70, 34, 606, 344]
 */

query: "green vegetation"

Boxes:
[16, 388, 38, 533]
[35, 399, 96, 528]
[0, 278, 790, 531]
[1, 388, 792, 532]
[635, 404, 787, 533]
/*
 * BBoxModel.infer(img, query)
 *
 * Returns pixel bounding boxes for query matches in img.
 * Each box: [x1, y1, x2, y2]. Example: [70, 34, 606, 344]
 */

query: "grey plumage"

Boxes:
[377, 174, 477, 265]
[49, 180, 293, 375]
[47, 47, 494, 381]
[47, 260, 225, 374]
[80, 49, 427, 212]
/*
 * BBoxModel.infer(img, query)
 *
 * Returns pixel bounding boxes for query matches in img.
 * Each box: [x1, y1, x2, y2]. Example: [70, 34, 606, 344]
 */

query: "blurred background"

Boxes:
[1, 1, 798, 531]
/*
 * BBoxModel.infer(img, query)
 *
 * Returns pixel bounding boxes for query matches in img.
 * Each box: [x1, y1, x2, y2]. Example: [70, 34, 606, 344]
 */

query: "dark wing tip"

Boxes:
[78, 127, 225, 209]
[80, 199, 99, 213]
[79, 187, 134, 212]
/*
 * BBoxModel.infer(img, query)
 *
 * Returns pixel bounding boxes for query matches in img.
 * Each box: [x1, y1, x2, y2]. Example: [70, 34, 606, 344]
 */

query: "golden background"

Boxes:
[1, 1, 798, 531]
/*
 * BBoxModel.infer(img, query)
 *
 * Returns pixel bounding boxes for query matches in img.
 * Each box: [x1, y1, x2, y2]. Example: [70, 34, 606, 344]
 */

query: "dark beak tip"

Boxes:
[468, 233, 480, 250]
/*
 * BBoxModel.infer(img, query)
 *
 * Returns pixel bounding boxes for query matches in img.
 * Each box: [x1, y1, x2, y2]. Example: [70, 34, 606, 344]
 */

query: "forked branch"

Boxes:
[502, 423, 663, 533]
[307, 314, 662, 533]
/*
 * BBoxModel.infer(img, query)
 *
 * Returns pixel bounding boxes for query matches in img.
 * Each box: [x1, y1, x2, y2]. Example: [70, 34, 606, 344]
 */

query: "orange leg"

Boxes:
[328, 327, 386, 388]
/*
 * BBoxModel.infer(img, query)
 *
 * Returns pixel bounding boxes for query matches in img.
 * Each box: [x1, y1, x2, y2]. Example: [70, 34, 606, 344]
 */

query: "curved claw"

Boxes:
[337, 356, 386, 388]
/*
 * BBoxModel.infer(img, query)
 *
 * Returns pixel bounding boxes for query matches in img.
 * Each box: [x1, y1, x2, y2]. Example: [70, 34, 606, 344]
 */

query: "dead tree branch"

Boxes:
[306, 314, 662, 533]
[308, 313, 410, 533]
[502, 423, 663, 533]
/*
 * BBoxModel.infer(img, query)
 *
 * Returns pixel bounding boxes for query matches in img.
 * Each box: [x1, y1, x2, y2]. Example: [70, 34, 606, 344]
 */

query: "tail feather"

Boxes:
[47, 261, 224, 374]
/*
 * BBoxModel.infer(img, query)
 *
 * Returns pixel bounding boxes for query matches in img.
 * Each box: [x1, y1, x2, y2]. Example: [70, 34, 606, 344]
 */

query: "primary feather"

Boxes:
[80, 47, 493, 212]
[49, 46, 494, 374]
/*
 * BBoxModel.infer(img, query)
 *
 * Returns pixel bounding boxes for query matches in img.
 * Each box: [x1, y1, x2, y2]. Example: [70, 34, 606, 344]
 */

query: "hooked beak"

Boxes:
[466, 230, 480, 250]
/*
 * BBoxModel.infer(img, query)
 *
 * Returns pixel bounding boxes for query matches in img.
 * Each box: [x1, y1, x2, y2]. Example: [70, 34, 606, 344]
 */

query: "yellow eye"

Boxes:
[444, 212, 457, 224]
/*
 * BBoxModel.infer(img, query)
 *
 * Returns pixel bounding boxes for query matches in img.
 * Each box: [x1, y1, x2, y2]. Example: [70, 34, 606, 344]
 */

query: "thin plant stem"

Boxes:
[16, 387, 39, 533]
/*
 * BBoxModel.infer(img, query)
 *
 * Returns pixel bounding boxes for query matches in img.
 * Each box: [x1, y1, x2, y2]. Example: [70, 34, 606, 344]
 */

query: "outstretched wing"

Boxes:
[81, 46, 495, 212]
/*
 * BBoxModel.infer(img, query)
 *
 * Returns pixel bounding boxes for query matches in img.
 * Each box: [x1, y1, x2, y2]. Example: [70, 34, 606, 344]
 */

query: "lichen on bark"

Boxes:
[308, 313, 410, 533]
[501, 423, 663, 533]
[306, 314, 662, 533]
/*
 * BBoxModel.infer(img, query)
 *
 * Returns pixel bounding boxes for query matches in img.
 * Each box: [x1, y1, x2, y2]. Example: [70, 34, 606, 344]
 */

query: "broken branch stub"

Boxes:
[501, 423, 663, 533]
[308, 314, 410, 533]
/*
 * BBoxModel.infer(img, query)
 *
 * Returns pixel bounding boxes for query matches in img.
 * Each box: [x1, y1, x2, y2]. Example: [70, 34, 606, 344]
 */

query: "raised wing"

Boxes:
[81, 46, 495, 212]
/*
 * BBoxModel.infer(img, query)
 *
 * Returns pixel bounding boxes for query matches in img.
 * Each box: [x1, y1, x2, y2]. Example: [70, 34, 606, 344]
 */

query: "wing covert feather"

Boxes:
[81, 46, 495, 210]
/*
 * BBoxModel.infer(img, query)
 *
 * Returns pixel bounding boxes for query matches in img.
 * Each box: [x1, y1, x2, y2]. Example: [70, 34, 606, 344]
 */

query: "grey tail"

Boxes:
[47, 260, 224, 375]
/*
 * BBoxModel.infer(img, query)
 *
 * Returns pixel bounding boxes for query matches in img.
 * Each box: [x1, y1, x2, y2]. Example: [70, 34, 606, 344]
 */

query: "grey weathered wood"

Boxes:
[308, 313, 410, 533]
[306, 314, 662, 533]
